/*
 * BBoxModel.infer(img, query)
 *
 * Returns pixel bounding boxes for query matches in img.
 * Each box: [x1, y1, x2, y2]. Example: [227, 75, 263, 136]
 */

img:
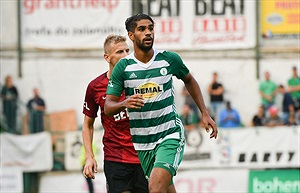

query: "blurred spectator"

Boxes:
[251, 105, 265, 127]
[27, 88, 46, 133]
[181, 86, 200, 122]
[295, 110, 300, 125]
[287, 115, 297, 126]
[264, 106, 283, 127]
[259, 71, 277, 111]
[1, 75, 19, 132]
[276, 85, 295, 125]
[218, 101, 241, 128]
[287, 66, 300, 115]
[179, 104, 198, 132]
[207, 72, 224, 121]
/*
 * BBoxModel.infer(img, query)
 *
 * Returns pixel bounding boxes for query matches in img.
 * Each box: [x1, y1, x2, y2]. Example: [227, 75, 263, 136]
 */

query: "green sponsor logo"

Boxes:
[249, 170, 300, 193]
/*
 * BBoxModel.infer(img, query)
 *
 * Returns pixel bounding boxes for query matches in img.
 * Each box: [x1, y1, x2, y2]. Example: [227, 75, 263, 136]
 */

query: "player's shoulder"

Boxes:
[155, 49, 181, 61]
[87, 72, 108, 88]
[156, 49, 179, 57]
[111, 53, 135, 70]
[155, 50, 183, 66]
[113, 53, 138, 72]
[123, 53, 137, 64]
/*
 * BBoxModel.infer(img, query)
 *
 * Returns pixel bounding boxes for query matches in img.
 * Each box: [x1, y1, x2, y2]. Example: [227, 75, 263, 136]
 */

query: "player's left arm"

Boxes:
[182, 73, 218, 139]
[82, 115, 97, 179]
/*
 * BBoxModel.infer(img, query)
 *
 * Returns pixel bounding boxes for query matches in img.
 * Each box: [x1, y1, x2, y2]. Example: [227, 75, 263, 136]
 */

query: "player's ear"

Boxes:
[128, 31, 134, 41]
[104, 53, 110, 63]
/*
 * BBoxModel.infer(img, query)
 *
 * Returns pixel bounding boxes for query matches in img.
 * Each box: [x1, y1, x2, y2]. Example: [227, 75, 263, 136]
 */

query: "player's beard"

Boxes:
[136, 37, 153, 52]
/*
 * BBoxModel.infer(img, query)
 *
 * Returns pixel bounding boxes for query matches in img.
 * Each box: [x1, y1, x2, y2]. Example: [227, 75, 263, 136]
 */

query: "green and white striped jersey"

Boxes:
[106, 49, 189, 150]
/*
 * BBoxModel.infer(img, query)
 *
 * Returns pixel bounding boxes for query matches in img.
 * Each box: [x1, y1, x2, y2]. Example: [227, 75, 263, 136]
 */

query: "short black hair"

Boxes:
[125, 13, 154, 32]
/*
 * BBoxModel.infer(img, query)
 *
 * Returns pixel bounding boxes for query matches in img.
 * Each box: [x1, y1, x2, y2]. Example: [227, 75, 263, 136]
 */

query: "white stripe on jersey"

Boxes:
[128, 105, 173, 120]
[130, 120, 175, 135]
[133, 132, 180, 150]
[125, 60, 170, 71]
[124, 74, 172, 88]
[142, 88, 172, 104]
[173, 117, 185, 168]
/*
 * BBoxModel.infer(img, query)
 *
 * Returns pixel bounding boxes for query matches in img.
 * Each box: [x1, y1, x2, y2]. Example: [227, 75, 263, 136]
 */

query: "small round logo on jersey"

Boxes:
[134, 82, 163, 99]
[160, 68, 167, 76]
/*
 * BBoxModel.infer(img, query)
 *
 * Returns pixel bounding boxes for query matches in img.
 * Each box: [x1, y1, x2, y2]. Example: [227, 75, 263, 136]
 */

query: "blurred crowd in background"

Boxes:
[179, 66, 300, 133]
[1, 65, 299, 135]
[1, 75, 46, 134]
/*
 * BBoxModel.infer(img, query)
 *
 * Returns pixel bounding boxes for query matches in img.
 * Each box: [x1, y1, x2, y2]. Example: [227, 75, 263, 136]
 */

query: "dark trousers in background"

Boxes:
[29, 111, 44, 133]
[82, 167, 94, 193]
[3, 100, 17, 132]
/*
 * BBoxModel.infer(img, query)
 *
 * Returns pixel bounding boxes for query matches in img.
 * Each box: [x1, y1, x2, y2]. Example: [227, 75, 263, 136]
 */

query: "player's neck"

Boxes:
[107, 70, 111, 79]
[134, 48, 154, 64]
[107, 63, 115, 79]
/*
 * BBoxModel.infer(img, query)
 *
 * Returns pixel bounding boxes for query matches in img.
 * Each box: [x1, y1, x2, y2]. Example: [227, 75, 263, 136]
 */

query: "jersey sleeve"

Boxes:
[106, 59, 125, 97]
[165, 51, 189, 79]
[83, 83, 99, 118]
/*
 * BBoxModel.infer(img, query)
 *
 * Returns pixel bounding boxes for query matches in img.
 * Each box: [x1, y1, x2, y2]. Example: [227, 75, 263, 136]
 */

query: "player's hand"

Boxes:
[83, 158, 97, 179]
[126, 94, 144, 109]
[201, 112, 218, 139]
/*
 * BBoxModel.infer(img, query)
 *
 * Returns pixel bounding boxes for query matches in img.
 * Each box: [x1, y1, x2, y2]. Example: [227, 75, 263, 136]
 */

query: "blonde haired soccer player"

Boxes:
[82, 35, 148, 193]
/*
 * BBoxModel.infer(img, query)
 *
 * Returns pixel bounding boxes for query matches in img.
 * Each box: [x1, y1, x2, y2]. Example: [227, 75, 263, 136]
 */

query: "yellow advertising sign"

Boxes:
[261, 0, 299, 37]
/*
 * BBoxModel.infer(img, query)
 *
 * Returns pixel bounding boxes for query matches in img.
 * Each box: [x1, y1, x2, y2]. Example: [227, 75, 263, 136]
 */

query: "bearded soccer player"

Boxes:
[82, 35, 148, 193]
[104, 14, 218, 193]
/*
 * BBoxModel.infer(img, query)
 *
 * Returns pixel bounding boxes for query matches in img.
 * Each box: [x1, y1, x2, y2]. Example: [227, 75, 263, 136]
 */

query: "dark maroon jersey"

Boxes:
[83, 72, 140, 163]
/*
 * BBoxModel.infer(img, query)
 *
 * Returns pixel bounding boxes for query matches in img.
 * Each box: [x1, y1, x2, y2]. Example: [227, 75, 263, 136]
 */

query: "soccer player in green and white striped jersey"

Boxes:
[105, 13, 218, 193]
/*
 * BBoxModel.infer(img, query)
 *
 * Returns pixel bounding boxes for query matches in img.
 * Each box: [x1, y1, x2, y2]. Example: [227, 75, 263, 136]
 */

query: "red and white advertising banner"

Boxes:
[22, 0, 256, 50]
[153, 0, 256, 49]
[0, 132, 53, 172]
[64, 130, 104, 171]
[22, 0, 130, 49]
[182, 126, 300, 169]
[39, 169, 248, 193]
[174, 169, 248, 193]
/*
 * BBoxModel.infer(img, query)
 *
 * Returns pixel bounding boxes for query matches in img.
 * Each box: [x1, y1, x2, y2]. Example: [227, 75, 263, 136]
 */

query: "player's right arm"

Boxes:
[82, 115, 98, 179]
[104, 59, 144, 116]
[104, 94, 144, 116]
